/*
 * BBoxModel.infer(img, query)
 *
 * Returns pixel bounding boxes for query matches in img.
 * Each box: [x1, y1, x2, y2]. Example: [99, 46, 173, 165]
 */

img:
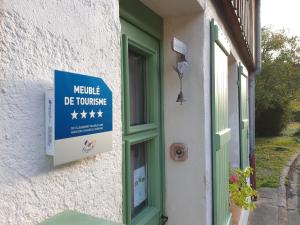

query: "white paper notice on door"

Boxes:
[133, 166, 147, 208]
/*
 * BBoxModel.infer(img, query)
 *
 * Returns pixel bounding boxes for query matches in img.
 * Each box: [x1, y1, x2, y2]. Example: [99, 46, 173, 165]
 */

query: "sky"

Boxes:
[261, 0, 300, 37]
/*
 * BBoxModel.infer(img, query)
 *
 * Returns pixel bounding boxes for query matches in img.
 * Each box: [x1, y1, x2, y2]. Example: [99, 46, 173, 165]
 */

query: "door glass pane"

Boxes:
[129, 49, 146, 126]
[131, 142, 148, 217]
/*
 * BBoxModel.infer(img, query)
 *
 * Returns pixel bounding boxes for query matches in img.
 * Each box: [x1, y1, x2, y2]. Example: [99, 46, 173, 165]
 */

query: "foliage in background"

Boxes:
[256, 27, 300, 136]
[256, 123, 300, 188]
[229, 167, 256, 210]
[290, 100, 300, 122]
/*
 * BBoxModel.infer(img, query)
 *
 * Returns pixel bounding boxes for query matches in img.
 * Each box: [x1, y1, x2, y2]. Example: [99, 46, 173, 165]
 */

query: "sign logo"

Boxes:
[82, 139, 96, 153]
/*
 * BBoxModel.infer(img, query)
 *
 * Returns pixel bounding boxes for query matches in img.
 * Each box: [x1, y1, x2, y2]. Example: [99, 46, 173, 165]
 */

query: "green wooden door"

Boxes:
[121, 19, 163, 225]
[211, 20, 232, 225]
[238, 64, 249, 169]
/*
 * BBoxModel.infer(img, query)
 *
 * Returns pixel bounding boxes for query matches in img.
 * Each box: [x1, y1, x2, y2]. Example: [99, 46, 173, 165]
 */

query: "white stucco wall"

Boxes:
[0, 0, 252, 225]
[0, 1, 122, 224]
[163, 2, 248, 224]
[164, 12, 212, 225]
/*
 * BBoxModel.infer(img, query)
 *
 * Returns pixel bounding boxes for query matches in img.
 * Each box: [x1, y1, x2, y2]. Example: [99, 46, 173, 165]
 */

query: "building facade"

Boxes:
[0, 0, 259, 225]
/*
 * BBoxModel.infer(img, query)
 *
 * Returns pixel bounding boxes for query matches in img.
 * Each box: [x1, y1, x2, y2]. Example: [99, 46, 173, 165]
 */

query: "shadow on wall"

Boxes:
[0, 78, 55, 185]
[0, 9, 90, 184]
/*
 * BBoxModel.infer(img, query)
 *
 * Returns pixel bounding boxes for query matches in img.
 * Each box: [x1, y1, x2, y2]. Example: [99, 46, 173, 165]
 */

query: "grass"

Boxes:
[290, 100, 300, 112]
[256, 122, 300, 188]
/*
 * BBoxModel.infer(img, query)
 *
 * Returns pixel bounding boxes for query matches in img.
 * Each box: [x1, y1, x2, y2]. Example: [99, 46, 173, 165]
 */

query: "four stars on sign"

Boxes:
[71, 109, 103, 120]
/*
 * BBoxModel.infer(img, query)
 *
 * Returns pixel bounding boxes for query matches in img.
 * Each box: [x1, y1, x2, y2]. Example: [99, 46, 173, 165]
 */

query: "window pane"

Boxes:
[131, 142, 148, 217]
[129, 49, 146, 126]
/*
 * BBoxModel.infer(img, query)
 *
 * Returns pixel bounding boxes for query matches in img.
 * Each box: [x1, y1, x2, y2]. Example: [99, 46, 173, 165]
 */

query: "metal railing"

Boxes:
[230, 0, 255, 57]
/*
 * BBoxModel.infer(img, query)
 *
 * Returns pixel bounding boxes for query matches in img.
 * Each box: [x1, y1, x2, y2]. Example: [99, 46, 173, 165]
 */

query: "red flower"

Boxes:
[229, 175, 238, 184]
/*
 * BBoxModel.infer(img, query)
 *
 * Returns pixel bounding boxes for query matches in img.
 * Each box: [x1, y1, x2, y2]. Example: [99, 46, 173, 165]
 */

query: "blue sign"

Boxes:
[55, 70, 112, 139]
[54, 70, 113, 166]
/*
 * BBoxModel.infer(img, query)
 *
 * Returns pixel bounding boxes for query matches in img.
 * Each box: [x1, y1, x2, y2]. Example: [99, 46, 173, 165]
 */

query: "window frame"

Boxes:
[121, 18, 163, 225]
[122, 35, 159, 135]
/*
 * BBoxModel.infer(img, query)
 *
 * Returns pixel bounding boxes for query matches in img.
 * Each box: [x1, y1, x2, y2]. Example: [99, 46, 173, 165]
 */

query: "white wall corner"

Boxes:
[140, 0, 206, 17]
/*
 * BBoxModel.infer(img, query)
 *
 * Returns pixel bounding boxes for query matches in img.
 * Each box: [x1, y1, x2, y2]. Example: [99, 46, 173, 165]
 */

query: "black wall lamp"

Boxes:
[172, 37, 189, 104]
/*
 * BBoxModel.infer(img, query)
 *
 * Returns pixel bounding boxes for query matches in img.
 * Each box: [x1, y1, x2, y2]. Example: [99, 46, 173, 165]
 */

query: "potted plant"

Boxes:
[229, 167, 257, 225]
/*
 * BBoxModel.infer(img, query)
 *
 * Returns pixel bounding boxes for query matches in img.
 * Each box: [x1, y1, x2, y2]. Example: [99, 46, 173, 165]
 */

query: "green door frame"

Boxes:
[238, 63, 249, 169]
[210, 19, 232, 225]
[120, 1, 165, 225]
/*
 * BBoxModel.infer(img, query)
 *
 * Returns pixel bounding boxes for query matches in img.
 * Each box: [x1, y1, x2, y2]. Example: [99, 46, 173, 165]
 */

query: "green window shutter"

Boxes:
[210, 19, 232, 225]
[238, 64, 249, 169]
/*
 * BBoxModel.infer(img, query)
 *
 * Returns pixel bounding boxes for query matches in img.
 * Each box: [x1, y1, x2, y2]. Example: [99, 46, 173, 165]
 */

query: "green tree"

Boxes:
[256, 27, 300, 136]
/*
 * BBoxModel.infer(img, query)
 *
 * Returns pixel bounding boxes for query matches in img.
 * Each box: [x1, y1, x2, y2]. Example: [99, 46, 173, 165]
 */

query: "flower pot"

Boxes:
[230, 202, 242, 225]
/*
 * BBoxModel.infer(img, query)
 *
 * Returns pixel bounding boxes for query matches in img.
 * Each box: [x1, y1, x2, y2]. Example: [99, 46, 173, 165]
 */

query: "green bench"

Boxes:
[38, 211, 124, 225]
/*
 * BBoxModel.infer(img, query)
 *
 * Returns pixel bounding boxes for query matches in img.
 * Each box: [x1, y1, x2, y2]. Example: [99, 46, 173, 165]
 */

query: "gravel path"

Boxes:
[248, 152, 300, 225]
[248, 187, 280, 225]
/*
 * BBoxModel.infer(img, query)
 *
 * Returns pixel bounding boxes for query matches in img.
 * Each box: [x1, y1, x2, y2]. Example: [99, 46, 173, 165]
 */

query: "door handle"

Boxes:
[161, 215, 168, 225]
